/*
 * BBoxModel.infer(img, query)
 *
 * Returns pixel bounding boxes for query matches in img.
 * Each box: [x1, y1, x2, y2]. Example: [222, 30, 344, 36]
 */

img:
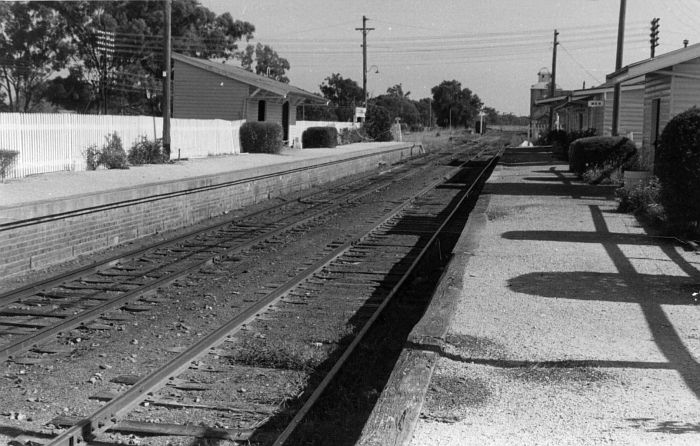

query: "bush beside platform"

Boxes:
[240, 122, 284, 154]
[302, 127, 338, 148]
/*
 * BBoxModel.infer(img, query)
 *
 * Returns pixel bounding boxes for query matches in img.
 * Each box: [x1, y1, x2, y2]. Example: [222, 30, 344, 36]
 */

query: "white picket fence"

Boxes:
[0, 114, 357, 180]
[289, 121, 359, 148]
[0, 113, 243, 180]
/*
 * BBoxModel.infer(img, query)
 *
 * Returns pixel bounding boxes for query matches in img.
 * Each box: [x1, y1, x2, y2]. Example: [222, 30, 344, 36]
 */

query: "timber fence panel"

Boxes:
[0, 114, 245, 180]
[170, 118, 242, 159]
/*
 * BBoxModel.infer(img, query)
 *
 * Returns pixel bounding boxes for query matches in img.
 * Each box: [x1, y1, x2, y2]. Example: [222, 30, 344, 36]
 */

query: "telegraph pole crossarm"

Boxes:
[650, 18, 660, 58]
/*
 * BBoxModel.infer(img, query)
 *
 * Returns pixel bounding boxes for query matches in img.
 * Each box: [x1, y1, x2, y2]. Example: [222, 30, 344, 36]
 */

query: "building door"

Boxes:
[282, 101, 290, 142]
[258, 100, 266, 121]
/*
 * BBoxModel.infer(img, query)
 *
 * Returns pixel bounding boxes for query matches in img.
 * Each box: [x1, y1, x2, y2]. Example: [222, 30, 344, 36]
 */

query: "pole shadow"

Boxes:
[503, 205, 700, 399]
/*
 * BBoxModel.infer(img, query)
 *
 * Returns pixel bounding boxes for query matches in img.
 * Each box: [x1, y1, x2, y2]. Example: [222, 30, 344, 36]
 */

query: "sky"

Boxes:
[199, 0, 700, 116]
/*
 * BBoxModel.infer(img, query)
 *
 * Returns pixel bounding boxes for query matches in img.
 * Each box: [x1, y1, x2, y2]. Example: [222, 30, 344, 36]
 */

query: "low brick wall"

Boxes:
[0, 144, 421, 279]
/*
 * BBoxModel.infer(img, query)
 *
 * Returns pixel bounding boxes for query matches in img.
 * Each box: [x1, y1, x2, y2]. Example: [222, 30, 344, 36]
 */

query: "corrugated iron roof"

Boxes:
[607, 42, 700, 84]
[172, 53, 327, 104]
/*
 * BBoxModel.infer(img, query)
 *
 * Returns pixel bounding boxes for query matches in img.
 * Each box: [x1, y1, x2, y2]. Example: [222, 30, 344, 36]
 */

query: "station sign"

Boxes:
[587, 100, 604, 107]
[355, 107, 366, 118]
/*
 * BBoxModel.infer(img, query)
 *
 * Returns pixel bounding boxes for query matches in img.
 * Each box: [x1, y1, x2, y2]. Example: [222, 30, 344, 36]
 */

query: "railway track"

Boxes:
[0, 144, 453, 364]
[3, 138, 502, 446]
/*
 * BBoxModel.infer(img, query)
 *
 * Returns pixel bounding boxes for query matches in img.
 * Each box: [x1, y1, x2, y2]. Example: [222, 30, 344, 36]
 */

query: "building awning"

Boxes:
[534, 95, 569, 106]
[172, 53, 328, 105]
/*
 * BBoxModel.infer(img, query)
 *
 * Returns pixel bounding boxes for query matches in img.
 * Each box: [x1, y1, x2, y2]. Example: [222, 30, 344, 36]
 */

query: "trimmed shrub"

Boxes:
[0, 149, 19, 181]
[240, 122, 284, 154]
[538, 128, 597, 160]
[302, 126, 338, 148]
[365, 106, 393, 142]
[655, 107, 700, 230]
[568, 136, 636, 176]
[100, 132, 129, 169]
[128, 136, 167, 165]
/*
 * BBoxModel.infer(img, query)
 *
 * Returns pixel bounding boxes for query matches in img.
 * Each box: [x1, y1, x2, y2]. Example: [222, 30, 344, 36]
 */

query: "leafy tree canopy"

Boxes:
[370, 94, 420, 127]
[239, 42, 290, 83]
[319, 73, 364, 107]
[0, 1, 73, 112]
[1, 1, 258, 114]
[431, 80, 483, 128]
[386, 83, 410, 98]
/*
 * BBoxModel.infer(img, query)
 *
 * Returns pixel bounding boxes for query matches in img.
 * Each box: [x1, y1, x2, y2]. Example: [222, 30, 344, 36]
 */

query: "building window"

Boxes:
[258, 100, 266, 121]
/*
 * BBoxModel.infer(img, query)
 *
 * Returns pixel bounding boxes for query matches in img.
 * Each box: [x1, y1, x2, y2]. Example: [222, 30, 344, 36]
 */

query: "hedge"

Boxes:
[365, 106, 393, 142]
[302, 126, 338, 148]
[655, 107, 700, 229]
[538, 128, 596, 160]
[568, 136, 636, 175]
[240, 122, 284, 154]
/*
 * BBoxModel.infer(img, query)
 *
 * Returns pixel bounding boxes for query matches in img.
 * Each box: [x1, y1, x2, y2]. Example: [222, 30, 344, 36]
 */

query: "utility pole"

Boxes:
[548, 29, 559, 132]
[650, 18, 660, 58]
[356, 16, 374, 107]
[163, 0, 172, 159]
[611, 0, 626, 136]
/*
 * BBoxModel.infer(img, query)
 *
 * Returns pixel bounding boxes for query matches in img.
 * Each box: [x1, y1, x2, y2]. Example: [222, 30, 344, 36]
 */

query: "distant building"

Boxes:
[529, 68, 566, 138]
[172, 53, 327, 143]
[552, 81, 644, 139]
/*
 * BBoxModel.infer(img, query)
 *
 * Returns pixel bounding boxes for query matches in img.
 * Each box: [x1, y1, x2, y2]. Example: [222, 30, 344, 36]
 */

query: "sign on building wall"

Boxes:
[587, 100, 604, 107]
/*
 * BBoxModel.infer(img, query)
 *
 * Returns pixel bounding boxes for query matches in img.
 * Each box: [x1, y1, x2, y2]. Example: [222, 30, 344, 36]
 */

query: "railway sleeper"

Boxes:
[49, 416, 255, 441]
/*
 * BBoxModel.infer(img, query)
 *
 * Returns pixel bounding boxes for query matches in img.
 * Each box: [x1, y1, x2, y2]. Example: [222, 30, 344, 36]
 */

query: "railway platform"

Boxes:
[361, 146, 700, 445]
[0, 142, 420, 278]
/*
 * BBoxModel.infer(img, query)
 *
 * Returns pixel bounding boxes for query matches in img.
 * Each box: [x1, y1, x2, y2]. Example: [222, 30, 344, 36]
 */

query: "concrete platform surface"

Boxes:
[360, 147, 700, 445]
[0, 143, 400, 209]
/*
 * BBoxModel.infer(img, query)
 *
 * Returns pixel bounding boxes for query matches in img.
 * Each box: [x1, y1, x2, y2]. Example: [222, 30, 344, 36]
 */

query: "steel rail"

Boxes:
[273, 154, 500, 445]
[43, 152, 463, 446]
[0, 170, 406, 362]
[44, 149, 498, 446]
[0, 150, 450, 361]
[0, 149, 438, 308]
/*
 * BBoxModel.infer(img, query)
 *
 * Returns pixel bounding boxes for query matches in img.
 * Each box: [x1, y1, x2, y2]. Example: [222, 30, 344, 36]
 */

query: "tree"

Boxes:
[48, 0, 255, 114]
[371, 94, 420, 128]
[0, 2, 73, 112]
[387, 83, 410, 98]
[239, 42, 290, 83]
[431, 80, 483, 128]
[365, 105, 392, 141]
[415, 98, 434, 128]
[319, 73, 364, 106]
[319, 73, 364, 121]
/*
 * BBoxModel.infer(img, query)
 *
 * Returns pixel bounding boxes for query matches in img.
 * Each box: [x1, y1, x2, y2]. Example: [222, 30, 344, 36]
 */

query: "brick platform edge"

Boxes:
[0, 144, 419, 279]
[356, 187, 492, 445]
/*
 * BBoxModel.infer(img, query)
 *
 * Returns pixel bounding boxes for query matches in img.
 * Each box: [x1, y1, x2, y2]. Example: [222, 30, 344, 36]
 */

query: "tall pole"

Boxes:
[163, 0, 172, 159]
[356, 16, 374, 107]
[548, 29, 559, 132]
[612, 0, 626, 136]
[428, 98, 431, 128]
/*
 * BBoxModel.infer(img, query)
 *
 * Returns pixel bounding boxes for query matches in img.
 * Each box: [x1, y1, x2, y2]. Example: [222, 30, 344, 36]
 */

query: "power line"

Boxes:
[558, 43, 603, 84]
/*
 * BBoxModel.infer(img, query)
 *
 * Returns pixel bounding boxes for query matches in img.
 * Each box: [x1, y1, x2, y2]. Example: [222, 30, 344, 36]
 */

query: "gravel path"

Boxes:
[409, 148, 700, 445]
